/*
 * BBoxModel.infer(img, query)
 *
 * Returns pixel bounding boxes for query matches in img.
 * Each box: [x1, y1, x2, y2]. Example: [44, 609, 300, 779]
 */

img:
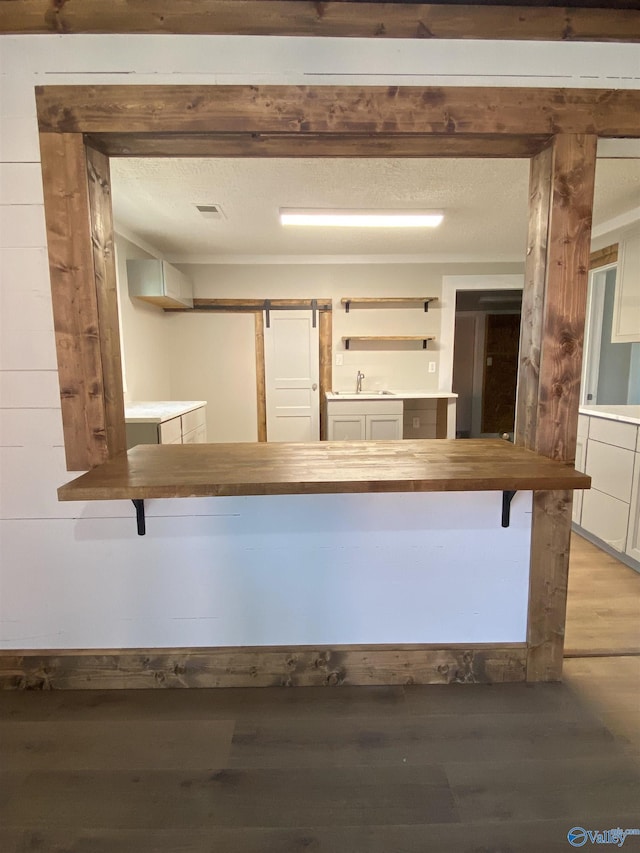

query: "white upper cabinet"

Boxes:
[127, 259, 194, 309]
[612, 226, 640, 343]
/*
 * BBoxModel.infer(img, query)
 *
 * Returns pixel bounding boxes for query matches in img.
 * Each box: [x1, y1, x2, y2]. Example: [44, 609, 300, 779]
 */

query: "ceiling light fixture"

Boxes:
[279, 209, 444, 228]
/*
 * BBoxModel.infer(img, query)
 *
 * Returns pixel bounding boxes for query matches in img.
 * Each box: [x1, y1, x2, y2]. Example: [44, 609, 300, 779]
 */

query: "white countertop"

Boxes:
[326, 391, 457, 401]
[125, 401, 207, 424]
[579, 405, 640, 426]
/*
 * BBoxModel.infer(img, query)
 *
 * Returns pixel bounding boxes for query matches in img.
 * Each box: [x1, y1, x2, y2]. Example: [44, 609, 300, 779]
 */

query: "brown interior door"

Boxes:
[481, 313, 521, 434]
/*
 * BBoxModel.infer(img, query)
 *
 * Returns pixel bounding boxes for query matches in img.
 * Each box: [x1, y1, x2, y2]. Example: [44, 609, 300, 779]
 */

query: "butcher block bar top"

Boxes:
[58, 439, 591, 502]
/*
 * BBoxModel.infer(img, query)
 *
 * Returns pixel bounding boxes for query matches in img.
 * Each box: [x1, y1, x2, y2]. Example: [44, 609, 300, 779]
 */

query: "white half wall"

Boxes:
[0, 491, 531, 649]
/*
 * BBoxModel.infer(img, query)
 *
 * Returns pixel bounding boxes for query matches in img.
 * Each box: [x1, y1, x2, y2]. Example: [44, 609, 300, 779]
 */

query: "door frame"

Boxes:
[34, 83, 640, 683]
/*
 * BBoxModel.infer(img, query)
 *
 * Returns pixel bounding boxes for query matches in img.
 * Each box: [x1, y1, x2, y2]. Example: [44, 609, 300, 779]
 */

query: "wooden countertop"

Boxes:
[58, 439, 591, 502]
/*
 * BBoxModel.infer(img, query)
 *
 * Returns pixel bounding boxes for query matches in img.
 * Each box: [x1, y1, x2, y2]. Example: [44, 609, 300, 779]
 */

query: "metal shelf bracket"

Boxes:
[132, 499, 146, 536]
[501, 490, 517, 528]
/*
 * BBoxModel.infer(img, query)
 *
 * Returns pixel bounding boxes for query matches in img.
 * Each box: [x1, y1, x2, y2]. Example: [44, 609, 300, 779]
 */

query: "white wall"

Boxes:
[1, 34, 637, 651]
[169, 312, 258, 442]
[115, 234, 173, 403]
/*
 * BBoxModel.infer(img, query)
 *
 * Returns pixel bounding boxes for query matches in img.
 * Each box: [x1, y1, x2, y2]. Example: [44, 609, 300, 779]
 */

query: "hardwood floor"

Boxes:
[0, 532, 638, 853]
[565, 533, 640, 656]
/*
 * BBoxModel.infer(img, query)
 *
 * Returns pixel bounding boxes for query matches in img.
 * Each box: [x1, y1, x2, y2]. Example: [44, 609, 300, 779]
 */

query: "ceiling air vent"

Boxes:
[195, 204, 225, 219]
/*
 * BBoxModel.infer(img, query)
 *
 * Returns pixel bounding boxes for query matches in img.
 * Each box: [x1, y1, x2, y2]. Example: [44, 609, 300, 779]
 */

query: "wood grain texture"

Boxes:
[536, 134, 597, 463]
[255, 312, 267, 443]
[341, 297, 438, 308]
[2, 1, 638, 41]
[517, 133, 597, 683]
[39, 132, 108, 471]
[56, 439, 591, 502]
[516, 144, 553, 453]
[85, 145, 126, 460]
[35, 86, 640, 138]
[590, 243, 619, 269]
[436, 397, 449, 440]
[319, 310, 332, 442]
[564, 532, 640, 657]
[342, 336, 436, 343]
[0, 644, 526, 689]
[88, 132, 553, 159]
[527, 490, 573, 682]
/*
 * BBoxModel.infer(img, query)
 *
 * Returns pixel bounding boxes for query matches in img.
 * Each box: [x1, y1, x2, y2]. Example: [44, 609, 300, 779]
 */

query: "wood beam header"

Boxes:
[36, 86, 640, 139]
[1, 1, 638, 42]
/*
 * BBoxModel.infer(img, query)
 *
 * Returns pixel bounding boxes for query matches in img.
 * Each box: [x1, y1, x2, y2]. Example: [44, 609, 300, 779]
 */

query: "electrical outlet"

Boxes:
[428, 361, 436, 373]
[335, 353, 344, 366]
[412, 417, 420, 429]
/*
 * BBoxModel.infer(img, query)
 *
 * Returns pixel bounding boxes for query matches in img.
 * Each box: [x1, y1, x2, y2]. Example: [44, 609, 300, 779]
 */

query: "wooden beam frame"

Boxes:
[35, 83, 640, 683]
[0, 644, 527, 689]
[2, 1, 639, 42]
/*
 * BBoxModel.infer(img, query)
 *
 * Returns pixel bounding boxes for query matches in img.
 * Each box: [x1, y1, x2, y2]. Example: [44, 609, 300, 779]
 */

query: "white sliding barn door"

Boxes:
[264, 310, 320, 442]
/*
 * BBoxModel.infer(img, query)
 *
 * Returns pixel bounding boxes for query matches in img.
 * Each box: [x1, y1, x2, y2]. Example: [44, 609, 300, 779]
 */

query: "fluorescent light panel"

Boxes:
[280, 209, 444, 228]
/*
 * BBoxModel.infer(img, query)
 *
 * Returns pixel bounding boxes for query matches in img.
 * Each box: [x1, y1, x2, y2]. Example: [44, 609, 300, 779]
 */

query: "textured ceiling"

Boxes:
[110, 157, 640, 260]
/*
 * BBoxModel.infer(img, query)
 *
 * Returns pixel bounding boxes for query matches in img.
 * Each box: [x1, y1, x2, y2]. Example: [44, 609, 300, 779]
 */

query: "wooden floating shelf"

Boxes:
[57, 440, 591, 536]
[342, 335, 436, 350]
[342, 297, 437, 313]
[59, 440, 590, 502]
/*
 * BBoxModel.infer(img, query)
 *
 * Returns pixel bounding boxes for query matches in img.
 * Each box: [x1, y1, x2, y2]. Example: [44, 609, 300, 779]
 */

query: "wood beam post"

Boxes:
[85, 145, 126, 460]
[255, 312, 267, 442]
[40, 133, 111, 471]
[319, 310, 332, 441]
[517, 134, 598, 682]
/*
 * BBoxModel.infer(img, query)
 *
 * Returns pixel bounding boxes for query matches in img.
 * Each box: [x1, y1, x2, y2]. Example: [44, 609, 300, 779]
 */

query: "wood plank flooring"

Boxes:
[1, 532, 639, 853]
[565, 533, 640, 656]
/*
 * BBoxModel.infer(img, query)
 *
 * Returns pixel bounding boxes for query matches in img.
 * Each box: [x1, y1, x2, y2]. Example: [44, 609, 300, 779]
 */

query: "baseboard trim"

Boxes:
[0, 643, 527, 690]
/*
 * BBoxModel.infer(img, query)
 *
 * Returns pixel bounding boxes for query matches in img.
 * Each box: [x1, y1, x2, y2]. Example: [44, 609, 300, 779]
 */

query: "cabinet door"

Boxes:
[328, 415, 365, 441]
[612, 227, 640, 343]
[366, 414, 402, 440]
[626, 453, 640, 562]
[581, 488, 630, 552]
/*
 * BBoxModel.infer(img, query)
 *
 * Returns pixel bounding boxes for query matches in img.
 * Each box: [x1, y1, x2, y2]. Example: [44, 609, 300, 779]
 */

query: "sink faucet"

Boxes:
[356, 370, 365, 393]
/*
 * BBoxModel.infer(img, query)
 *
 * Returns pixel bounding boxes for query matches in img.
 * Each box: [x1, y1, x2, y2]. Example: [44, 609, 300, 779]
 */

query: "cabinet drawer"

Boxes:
[158, 416, 182, 444]
[327, 400, 403, 416]
[182, 406, 206, 435]
[581, 488, 630, 552]
[588, 417, 637, 451]
[183, 424, 207, 444]
[585, 439, 634, 503]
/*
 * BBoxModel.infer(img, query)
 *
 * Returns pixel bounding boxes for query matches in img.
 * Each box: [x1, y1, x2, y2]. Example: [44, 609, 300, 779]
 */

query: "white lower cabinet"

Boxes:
[126, 404, 207, 448]
[580, 488, 630, 553]
[575, 411, 639, 568]
[327, 399, 403, 441]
